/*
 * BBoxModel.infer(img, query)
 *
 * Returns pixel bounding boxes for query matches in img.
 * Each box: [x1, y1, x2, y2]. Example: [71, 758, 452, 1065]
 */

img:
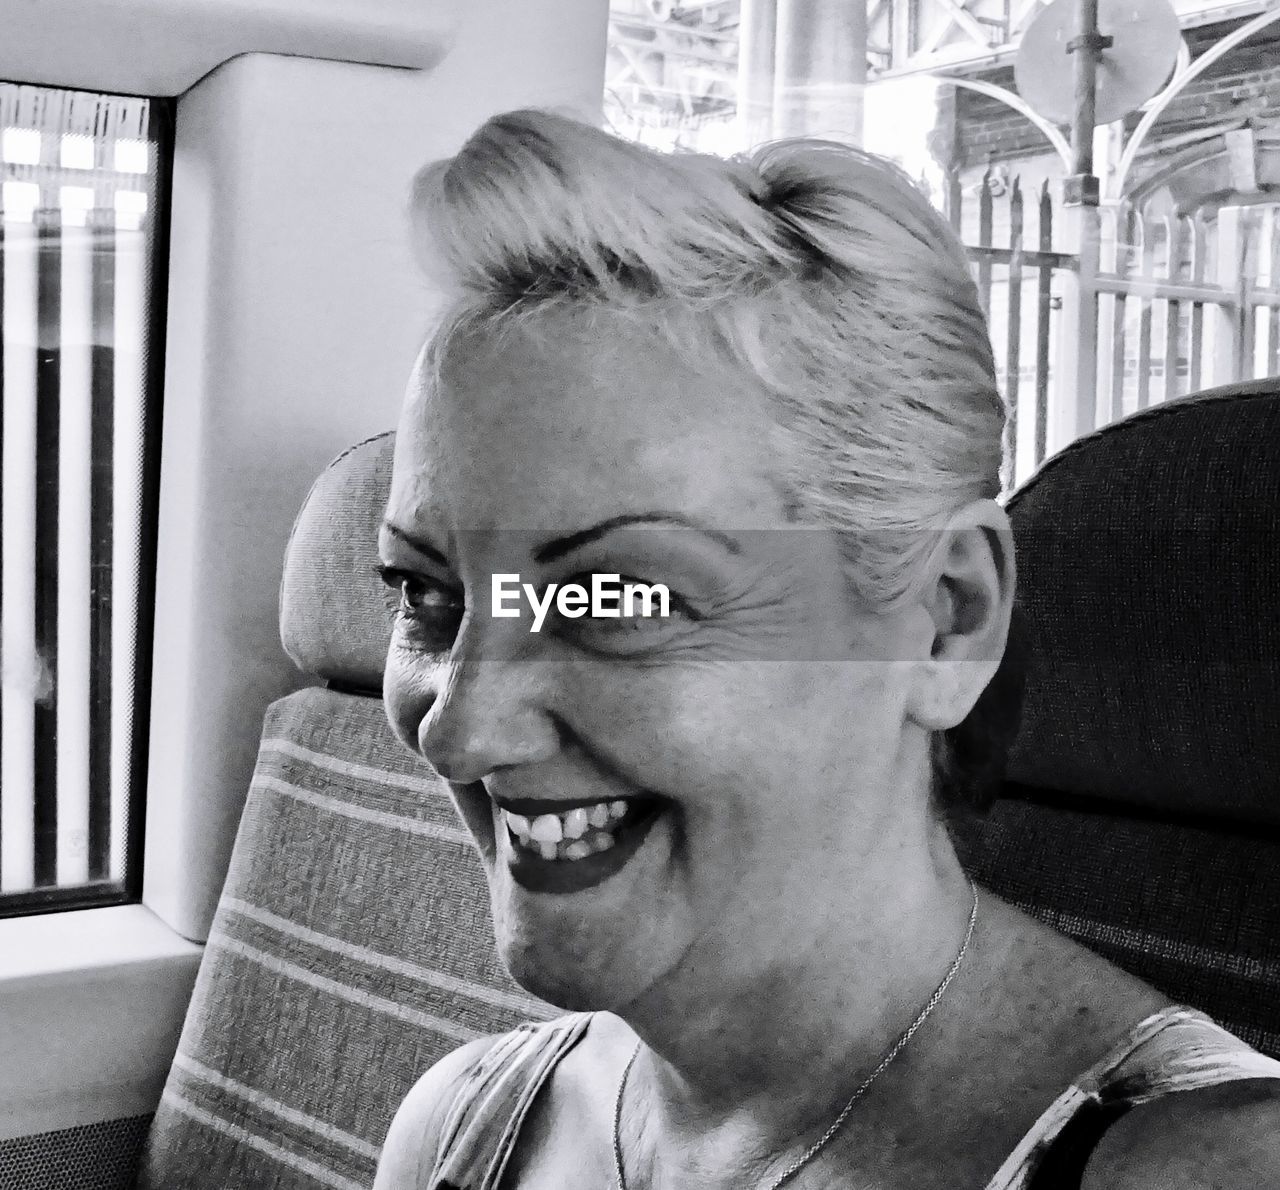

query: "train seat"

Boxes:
[135, 431, 555, 1190]
[957, 376, 1280, 1057]
[138, 377, 1280, 1187]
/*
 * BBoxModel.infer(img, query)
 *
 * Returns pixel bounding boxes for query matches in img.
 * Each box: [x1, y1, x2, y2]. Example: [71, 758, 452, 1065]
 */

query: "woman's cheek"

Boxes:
[382, 664, 415, 753]
[563, 661, 756, 796]
[382, 646, 441, 757]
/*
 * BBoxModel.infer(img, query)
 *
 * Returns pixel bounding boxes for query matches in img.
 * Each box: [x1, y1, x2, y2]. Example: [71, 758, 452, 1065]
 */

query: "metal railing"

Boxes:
[952, 169, 1280, 490]
[950, 171, 1078, 490]
[1094, 202, 1280, 418]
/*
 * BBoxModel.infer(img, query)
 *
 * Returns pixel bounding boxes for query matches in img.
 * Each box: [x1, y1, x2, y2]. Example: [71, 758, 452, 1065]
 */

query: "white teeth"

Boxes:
[562, 808, 589, 840]
[501, 798, 648, 861]
[529, 814, 563, 844]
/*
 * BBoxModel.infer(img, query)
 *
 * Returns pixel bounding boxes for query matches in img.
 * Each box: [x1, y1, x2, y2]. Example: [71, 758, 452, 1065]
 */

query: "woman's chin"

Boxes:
[484, 805, 683, 1011]
[497, 937, 626, 1012]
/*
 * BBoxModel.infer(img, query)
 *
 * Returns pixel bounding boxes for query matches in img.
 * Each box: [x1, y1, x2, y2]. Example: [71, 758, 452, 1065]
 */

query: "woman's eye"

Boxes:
[553, 573, 698, 649]
[375, 566, 464, 625]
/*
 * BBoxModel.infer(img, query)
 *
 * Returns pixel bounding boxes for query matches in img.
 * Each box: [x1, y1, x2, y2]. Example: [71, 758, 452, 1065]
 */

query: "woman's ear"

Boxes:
[909, 499, 1016, 731]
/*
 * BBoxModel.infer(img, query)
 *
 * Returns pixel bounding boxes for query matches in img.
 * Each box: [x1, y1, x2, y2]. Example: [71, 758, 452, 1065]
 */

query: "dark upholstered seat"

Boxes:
[135, 433, 554, 1190]
[957, 377, 1280, 1056]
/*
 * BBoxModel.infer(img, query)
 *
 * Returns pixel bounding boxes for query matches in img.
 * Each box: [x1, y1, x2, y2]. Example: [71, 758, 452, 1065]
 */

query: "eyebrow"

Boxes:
[380, 521, 450, 568]
[532, 513, 742, 565]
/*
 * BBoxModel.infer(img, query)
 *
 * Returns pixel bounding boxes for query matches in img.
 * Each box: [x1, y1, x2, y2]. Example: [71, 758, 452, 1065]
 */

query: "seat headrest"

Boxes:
[1005, 379, 1280, 827]
[280, 431, 396, 693]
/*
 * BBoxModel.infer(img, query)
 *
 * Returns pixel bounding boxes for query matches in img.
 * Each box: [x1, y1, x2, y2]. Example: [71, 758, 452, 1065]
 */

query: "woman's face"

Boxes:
[381, 310, 937, 1011]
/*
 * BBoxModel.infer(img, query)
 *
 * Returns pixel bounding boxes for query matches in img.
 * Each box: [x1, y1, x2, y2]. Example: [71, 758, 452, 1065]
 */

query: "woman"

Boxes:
[371, 110, 1280, 1189]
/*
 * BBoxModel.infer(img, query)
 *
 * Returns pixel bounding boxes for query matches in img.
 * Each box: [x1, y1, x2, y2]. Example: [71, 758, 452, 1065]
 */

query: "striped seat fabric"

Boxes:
[137, 434, 553, 1189]
[956, 379, 1280, 1058]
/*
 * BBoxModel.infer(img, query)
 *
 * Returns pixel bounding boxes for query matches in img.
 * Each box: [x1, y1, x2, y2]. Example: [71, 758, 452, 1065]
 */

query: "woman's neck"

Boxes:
[614, 826, 976, 1156]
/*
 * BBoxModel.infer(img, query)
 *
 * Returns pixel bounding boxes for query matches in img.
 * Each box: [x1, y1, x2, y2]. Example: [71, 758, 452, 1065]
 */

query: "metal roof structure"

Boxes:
[605, 0, 1278, 141]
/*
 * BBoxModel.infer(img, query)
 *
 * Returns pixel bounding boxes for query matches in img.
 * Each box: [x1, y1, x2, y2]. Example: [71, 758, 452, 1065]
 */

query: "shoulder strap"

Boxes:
[1096, 1008, 1280, 1106]
[428, 1013, 593, 1190]
[1021, 1100, 1130, 1190]
[986, 1006, 1280, 1190]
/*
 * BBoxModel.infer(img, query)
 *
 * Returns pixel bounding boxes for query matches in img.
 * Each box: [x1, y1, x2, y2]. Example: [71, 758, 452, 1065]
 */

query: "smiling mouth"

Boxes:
[496, 796, 666, 893]
[500, 797, 645, 859]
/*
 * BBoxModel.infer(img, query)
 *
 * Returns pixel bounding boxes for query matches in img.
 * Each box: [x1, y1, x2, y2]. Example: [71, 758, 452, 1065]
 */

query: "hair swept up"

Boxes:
[407, 107, 1023, 813]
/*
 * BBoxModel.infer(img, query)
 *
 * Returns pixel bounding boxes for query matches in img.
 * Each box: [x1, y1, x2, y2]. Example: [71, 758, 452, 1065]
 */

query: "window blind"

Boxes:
[0, 82, 169, 915]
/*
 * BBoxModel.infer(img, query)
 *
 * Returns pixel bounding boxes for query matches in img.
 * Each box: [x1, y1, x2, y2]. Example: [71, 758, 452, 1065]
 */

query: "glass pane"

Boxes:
[0, 82, 169, 916]
[604, 2, 1280, 490]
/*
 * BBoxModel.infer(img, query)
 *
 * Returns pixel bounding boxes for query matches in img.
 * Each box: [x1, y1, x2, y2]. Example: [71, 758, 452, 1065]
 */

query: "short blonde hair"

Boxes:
[410, 108, 1006, 612]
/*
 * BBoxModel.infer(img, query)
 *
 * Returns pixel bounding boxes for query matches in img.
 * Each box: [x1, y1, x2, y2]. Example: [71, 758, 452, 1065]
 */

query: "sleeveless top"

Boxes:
[425, 1005, 1280, 1190]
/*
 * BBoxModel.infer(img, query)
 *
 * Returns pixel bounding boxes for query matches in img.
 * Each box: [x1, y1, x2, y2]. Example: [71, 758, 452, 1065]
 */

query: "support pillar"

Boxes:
[774, 0, 866, 142]
[738, 0, 866, 146]
[1049, 202, 1101, 457]
[736, 0, 778, 148]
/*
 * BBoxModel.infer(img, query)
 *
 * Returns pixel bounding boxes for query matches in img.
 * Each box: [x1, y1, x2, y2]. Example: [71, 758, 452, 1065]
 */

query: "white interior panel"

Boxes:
[0, 906, 201, 1140]
[0, 0, 458, 96]
[143, 1, 610, 942]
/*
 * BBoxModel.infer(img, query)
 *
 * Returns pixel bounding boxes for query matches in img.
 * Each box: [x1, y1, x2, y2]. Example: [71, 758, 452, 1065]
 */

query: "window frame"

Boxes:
[0, 88, 175, 921]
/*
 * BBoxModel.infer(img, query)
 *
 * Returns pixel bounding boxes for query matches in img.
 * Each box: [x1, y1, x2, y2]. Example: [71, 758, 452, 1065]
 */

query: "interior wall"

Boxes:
[143, 0, 611, 941]
[0, 0, 454, 95]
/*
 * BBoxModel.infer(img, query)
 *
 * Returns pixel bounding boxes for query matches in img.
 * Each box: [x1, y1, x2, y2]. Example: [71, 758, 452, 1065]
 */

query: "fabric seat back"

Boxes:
[136, 432, 553, 1190]
[960, 379, 1280, 1056]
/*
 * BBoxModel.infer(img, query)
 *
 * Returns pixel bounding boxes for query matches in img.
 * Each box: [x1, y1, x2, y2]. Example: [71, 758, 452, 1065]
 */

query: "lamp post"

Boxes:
[1064, 0, 1111, 206]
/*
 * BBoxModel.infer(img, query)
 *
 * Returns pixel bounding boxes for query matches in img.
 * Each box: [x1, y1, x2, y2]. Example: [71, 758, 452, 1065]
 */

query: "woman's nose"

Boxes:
[415, 652, 560, 785]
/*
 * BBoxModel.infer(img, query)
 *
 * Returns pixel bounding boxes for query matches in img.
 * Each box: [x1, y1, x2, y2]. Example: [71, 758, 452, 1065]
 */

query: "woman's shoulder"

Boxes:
[373, 1034, 505, 1190]
[372, 1014, 593, 1190]
[1081, 1078, 1280, 1188]
[971, 901, 1280, 1187]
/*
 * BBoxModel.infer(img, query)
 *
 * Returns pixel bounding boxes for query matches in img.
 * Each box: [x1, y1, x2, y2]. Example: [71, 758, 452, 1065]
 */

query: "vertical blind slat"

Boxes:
[109, 207, 148, 885]
[32, 209, 60, 889]
[89, 211, 115, 882]
[57, 199, 94, 887]
[1, 217, 38, 893]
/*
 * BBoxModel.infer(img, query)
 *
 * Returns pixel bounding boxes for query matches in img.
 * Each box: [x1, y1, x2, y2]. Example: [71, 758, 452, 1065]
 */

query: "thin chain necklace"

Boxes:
[612, 879, 979, 1190]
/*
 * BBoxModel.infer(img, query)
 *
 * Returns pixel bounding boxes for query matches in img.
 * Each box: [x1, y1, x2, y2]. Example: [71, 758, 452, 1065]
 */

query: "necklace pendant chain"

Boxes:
[612, 879, 980, 1190]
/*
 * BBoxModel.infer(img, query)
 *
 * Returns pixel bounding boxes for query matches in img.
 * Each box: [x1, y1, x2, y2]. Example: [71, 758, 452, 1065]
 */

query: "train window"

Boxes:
[0, 82, 170, 919]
